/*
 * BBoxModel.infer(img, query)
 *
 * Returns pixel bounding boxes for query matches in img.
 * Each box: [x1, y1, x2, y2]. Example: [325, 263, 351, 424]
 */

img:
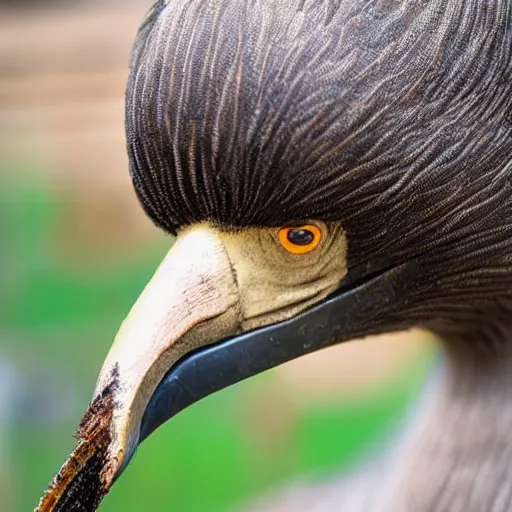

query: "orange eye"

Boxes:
[278, 225, 322, 254]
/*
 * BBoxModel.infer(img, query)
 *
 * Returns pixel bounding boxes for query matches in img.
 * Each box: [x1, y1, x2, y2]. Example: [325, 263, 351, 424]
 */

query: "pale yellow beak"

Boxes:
[36, 222, 348, 512]
[92, 225, 241, 479]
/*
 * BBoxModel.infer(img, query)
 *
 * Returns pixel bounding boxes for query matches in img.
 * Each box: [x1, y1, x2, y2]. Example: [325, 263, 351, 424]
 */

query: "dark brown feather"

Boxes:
[126, 0, 512, 336]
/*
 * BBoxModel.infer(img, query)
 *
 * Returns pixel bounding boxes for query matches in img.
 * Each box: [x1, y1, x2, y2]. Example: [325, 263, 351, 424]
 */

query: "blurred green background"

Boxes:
[0, 2, 434, 511]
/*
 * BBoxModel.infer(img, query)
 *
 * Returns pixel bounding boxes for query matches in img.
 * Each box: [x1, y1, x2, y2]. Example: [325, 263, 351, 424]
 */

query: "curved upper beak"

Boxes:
[91, 225, 411, 485]
[37, 224, 413, 512]
[91, 225, 242, 479]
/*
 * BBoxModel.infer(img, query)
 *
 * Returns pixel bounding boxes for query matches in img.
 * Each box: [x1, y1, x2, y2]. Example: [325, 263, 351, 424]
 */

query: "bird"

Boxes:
[36, 0, 512, 511]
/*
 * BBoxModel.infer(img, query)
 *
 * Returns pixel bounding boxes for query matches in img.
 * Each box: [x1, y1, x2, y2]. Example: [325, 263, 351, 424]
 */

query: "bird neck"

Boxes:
[384, 319, 512, 511]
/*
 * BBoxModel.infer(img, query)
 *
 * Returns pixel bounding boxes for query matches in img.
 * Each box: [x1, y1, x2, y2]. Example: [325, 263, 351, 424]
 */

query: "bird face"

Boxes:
[44, 220, 393, 511]
[37, 216, 415, 512]
[93, 221, 349, 477]
[74, 216, 415, 494]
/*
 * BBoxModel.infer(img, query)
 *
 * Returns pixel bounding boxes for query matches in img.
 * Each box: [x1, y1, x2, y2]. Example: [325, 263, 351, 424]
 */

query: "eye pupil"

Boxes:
[287, 229, 315, 246]
[278, 224, 322, 254]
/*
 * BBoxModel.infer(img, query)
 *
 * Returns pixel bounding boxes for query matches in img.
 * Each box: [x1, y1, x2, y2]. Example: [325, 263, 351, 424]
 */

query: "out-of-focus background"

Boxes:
[0, 2, 435, 511]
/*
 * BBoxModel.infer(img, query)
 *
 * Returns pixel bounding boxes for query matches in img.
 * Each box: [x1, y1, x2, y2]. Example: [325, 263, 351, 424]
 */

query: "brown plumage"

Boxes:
[128, 0, 512, 338]
[126, 1, 512, 510]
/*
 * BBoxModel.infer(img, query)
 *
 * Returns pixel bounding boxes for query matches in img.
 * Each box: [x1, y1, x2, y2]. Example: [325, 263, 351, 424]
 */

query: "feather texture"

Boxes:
[126, 0, 512, 337]
[124, 3, 512, 510]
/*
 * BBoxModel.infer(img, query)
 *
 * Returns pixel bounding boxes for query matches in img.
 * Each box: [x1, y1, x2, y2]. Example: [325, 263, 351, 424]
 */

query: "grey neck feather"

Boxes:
[381, 320, 512, 512]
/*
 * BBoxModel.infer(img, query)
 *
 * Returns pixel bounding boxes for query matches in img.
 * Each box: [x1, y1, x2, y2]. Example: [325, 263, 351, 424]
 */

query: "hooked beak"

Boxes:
[37, 224, 413, 512]
[98, 226, 411, 481]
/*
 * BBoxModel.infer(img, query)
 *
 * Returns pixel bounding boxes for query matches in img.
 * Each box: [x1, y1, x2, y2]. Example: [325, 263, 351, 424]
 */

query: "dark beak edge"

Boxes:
[125, 262, 414, 479]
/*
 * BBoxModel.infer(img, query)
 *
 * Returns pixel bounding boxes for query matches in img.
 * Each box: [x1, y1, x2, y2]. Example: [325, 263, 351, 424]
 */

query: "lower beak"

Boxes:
[139, 262, 411, 449]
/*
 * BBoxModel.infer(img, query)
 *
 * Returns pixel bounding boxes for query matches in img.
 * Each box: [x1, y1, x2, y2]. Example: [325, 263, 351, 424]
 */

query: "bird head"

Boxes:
[37, 0, 512, 509]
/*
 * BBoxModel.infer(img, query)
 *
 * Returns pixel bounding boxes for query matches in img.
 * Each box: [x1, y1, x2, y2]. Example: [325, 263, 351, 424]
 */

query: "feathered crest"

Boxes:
[126, 0, 512, 266]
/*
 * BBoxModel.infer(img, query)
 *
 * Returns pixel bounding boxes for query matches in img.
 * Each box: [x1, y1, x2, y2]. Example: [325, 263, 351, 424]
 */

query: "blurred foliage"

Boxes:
[0, 171, 433, 512]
